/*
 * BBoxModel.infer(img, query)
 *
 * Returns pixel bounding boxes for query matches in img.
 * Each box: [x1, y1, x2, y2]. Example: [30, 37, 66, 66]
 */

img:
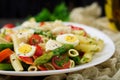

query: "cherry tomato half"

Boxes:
[37, 65, 47, 71]
[29, 34, 43, 45]
[34, 45, 43, 57]
[19, 56, 33, 65]
[52, 55, 70, 69]
[3, 23, 15, 28]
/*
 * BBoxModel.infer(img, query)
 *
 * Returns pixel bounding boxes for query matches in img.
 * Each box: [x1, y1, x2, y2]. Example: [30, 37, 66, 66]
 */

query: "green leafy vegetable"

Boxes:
[72, 56, 81, 65]
[52, 2, 69, 21]
[33, 2, 69, 22]
[55, 56, 69, 67]
[34, 9, 51, 22]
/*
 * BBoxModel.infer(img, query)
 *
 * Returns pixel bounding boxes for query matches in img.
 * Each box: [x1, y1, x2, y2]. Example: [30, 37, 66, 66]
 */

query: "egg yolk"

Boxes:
[18, 44, 32, 54]
[65, 35, 77, 42]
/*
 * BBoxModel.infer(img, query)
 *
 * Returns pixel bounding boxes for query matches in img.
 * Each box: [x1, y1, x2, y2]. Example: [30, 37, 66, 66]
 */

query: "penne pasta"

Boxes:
[75, 44, 99, 52]
[80, 52, 93, 64]
[44, 63, 55, 70]
[69, 59, 75, 68]
[68, 49, 79, 57]
[28, 65, 38, 71]
[10, 54, 24, 71]
[11, 34, 21, 52]
[72, 30, 85, 36]
[96, 39, 104, 51]
[77, 35, 94, 44]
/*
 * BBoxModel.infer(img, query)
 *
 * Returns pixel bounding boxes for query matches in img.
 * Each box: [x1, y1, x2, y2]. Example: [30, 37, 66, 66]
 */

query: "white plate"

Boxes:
[0, 22, 115, 76]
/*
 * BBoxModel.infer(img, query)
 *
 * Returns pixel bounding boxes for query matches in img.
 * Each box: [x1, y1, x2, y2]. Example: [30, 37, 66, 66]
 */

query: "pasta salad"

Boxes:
[0, 20, 104, 71]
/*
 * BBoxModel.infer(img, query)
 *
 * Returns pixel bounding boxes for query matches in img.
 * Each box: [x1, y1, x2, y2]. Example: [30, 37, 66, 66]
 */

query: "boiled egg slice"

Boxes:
[16, 43, 36, 57]
[56, 34, 79, 46]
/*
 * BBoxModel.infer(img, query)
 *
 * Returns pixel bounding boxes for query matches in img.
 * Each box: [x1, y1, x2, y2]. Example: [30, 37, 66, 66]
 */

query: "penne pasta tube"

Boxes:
[44, 63, 55, 70]
[96, 39, 104, 51]
[10, 54, 24, 71]
[68, 49, 79, 57]
[28, 65, 38, 71]
[69, 59, 75, 68]
[77, 36, 94, 44]
[75, 44, 99, 52]
[73, 30, 85, 36]
[80, 52, 93, 64]
[10, 34, 21, 52]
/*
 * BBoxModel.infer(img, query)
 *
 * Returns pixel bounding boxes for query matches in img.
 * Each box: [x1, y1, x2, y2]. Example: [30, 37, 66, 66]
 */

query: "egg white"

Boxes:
[16, 43, 36, 57]
[56, 34, 79, 46]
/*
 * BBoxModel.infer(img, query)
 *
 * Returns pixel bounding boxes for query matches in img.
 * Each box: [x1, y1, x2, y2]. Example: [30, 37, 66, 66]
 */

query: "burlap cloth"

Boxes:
[0, 3, 120, 80]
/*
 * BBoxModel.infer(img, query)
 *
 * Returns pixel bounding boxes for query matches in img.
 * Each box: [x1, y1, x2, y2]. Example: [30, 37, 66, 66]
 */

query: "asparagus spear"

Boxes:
[0, 63, 13, 70]
[34, 44, 74, 65]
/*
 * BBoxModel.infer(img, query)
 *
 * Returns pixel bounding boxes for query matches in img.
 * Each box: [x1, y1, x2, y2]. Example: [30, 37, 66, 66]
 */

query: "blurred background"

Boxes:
[0, 0, 105, 18]
[0, 0, 105, 26]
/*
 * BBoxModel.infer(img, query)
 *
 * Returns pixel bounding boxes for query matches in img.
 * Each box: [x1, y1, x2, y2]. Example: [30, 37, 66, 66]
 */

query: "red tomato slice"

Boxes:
[37, 65, 47, 71]
[19, 56, 33, 65]
[34, 45, 43, 57]
[70, 25, 84, 30]
[29, 34, 43, 45]
[52, 55, 70, 69]
[3, 23, 15, 28]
